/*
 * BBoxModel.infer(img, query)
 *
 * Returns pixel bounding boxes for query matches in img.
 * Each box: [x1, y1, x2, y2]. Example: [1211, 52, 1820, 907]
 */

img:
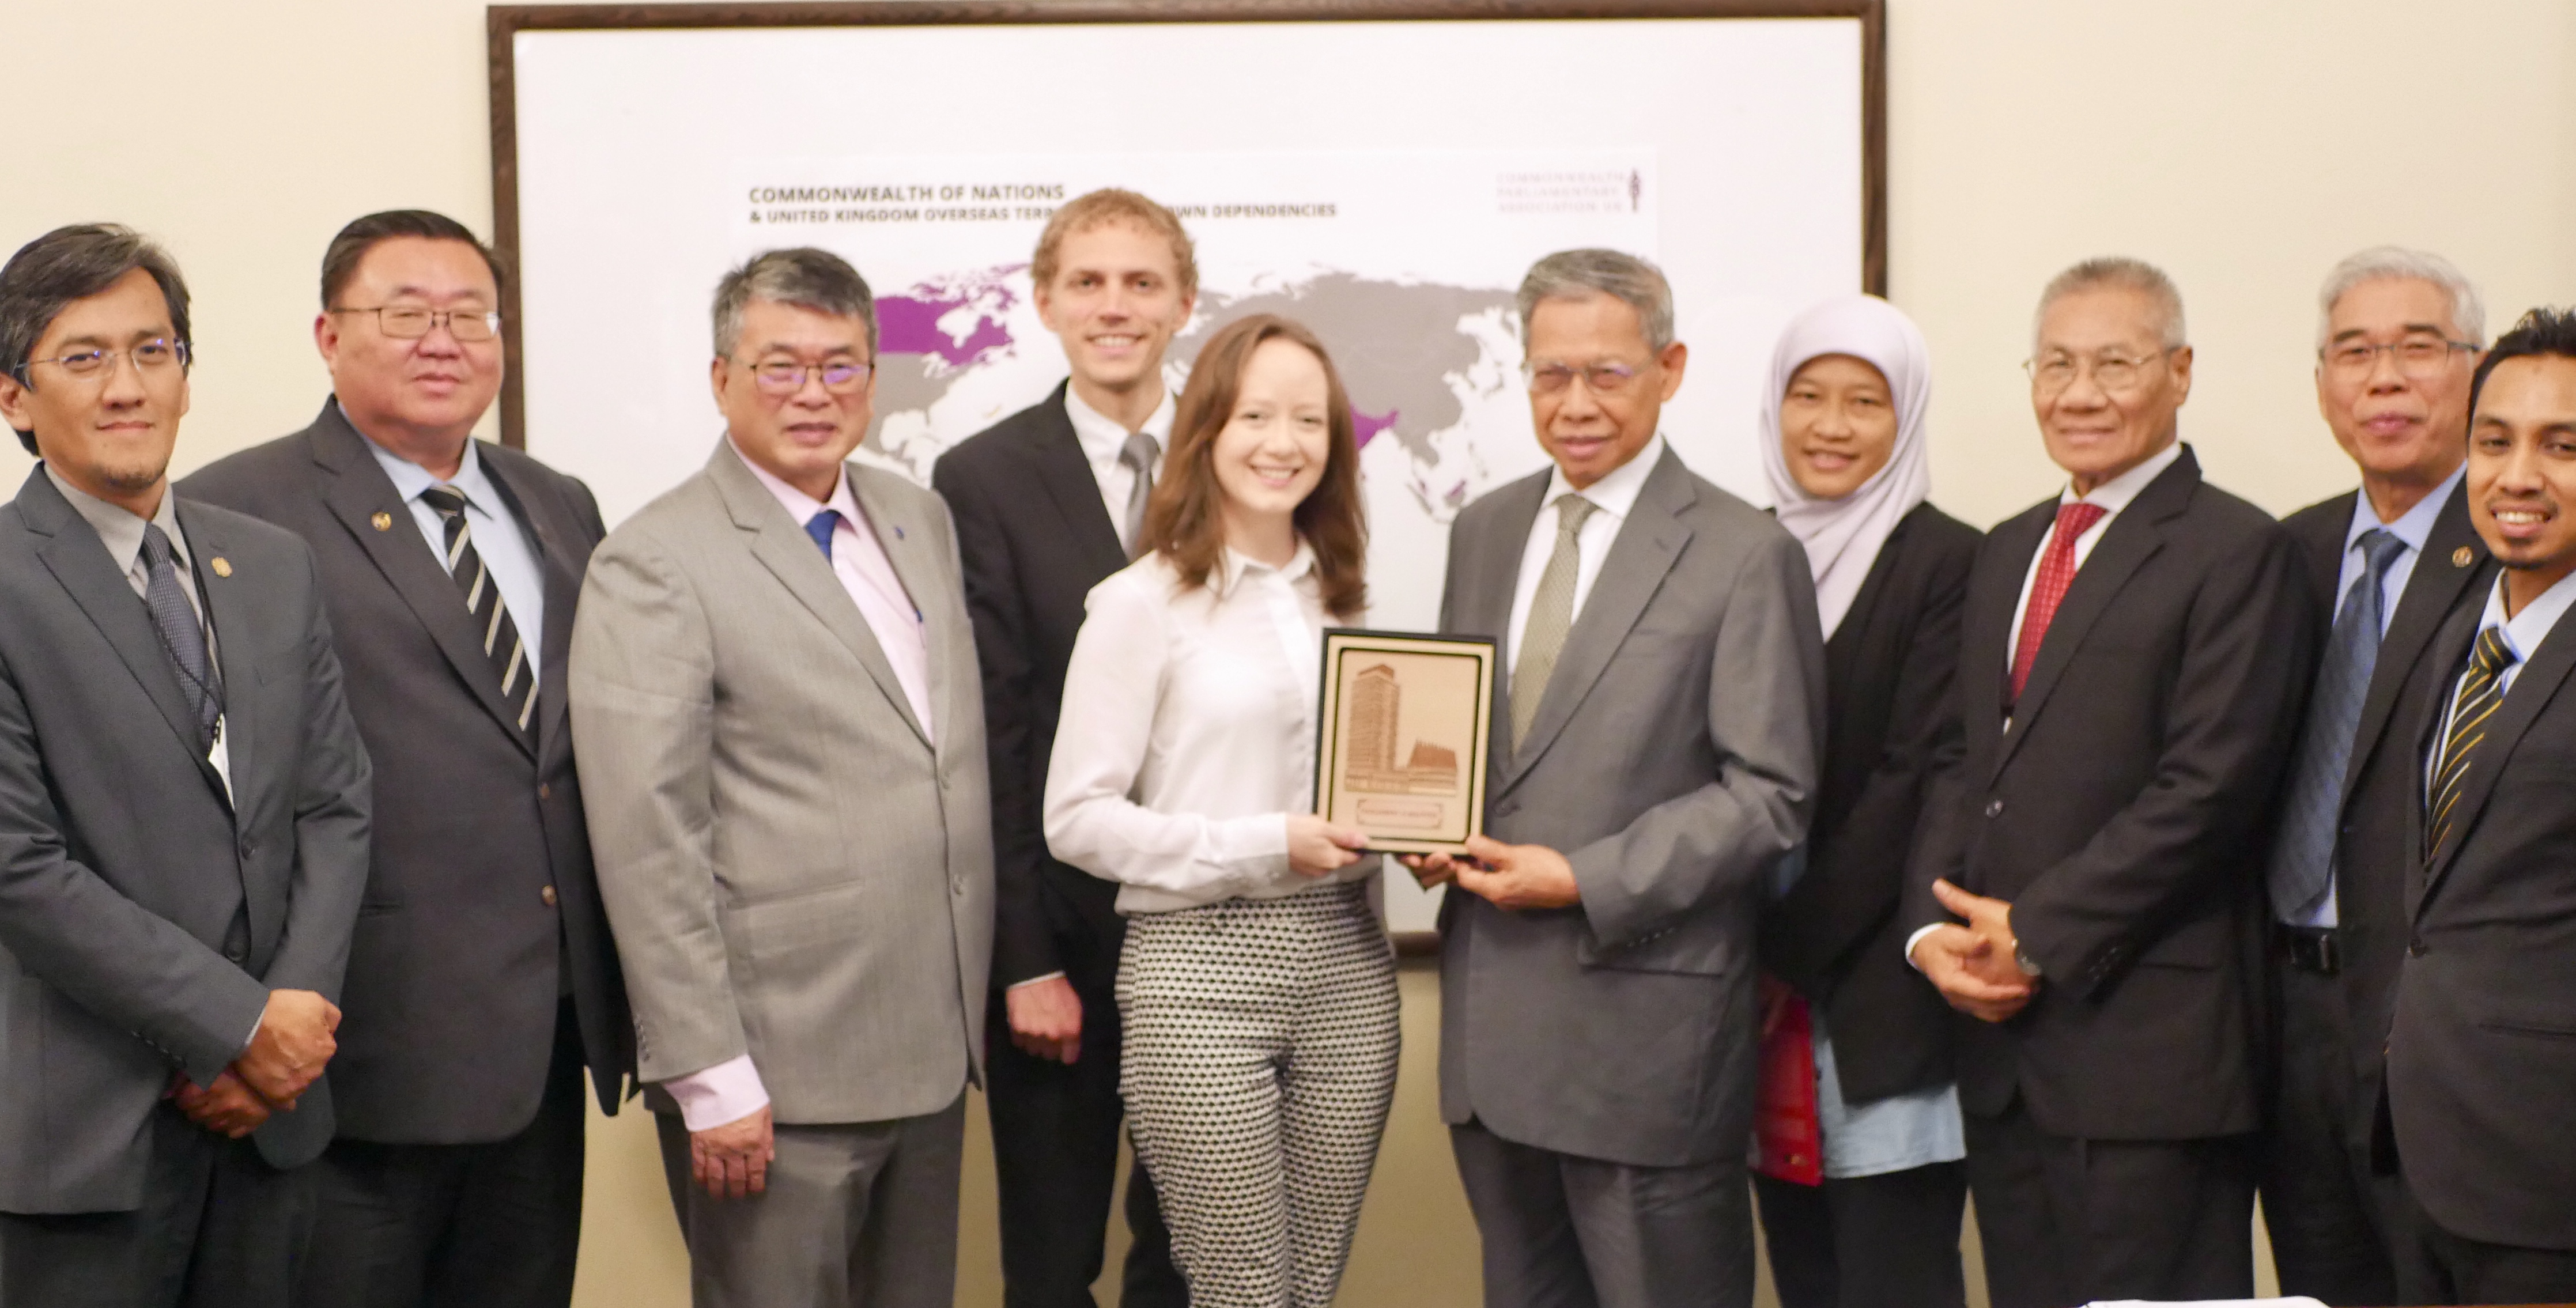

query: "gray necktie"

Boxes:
[1119, 432, 1160, 559]
[2267, 528, 2405, 920]
[140, 523, 222, 754]
[1512, 494, 1598, 752]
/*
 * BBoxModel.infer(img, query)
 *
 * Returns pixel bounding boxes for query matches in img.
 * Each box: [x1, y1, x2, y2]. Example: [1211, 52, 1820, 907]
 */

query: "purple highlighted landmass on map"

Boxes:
[875, 265, 1024, 368]
[1351, 407, 1399, 449]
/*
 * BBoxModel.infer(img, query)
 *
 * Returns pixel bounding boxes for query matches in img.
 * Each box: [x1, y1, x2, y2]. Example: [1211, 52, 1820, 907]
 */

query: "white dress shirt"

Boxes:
[361, 430, 547, 687]
[1065, 385, 1174, 555]
[663, 441, 938, 1132]
[2288, 463, 2462, 928]
[2426, 568, 2576, 799]
[1505, 433, 1666, 676]
[1906, 438, 2185, 970]
[1045, 542, 1377, 915]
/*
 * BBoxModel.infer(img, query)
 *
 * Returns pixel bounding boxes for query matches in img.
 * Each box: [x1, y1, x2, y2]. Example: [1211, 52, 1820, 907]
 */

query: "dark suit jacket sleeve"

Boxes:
[932, 455, 1058, 986]
[0, 660, 272, 1088]
[2010, 525, 2314, 995]
[258, 547, 373, 1001]
[1570, 530, 1826, 946]
[1770, 530, 1972, 987]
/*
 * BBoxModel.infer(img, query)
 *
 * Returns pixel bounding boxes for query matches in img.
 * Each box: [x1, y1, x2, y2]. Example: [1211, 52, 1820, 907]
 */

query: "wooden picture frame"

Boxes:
[1315, 629, 1498, 855]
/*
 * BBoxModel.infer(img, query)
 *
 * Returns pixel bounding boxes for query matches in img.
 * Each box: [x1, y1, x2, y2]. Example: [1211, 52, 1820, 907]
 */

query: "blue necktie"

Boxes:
[2267, 528, 2406, 921]
[804, 509, 841, 561]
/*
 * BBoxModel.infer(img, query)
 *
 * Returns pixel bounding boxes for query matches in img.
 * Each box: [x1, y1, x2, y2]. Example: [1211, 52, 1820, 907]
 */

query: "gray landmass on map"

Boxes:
[1172, 274, 1517, 462]
[866, 353, 966, 453]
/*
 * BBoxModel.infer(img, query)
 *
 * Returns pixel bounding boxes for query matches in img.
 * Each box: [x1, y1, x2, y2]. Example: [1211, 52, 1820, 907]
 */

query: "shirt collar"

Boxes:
[2059, 437, 2183, 514]
[727, 434, 861, 530]
[2475, 566, 2576, 667]
[361, 428, 498, 514]
[2345, 463, 2464, 559]
[1065, 385, 1176, 464]
[1542, 432, 1666, 522]
[45, 462, 184, 577]
[1217, 538, 1318, 596]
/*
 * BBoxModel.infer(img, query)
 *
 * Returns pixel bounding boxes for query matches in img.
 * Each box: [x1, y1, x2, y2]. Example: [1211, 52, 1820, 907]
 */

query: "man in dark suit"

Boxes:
[180, 210, 631, 1308]
[2262, 247, 2490, 1307]
[2385, 307, 2576, 1305]
[931, 189, 1183, 1308]
[1409, 248, 1827, 1308]
[1903, 258, 2315, 1308]
[0, 223, 372, 1306]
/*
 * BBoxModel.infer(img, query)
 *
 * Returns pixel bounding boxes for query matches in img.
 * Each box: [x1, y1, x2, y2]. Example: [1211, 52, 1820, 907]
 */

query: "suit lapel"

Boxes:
[1026, 383, 1129, 577]
[2294, 492, 2354, 613]
[2343, 482, 2486, 808]
[1501, 449, 1693, 793]
[2419, 589, 2576, 904]
[309, 410, 535, 759]
[479, 451, 582, 763]
[1966, 504, 2050, 772]
[1995, 452, 2194, 773]
[179, 501, 274, 932]
[1462, 472, 1547, 797]
[708, 445, 932, 752]
[851, 467, 947, 754]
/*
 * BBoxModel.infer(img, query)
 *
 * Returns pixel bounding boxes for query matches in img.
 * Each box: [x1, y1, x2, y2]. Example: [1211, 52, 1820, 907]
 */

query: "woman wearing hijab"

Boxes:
[1751, 294, 1980, 1308]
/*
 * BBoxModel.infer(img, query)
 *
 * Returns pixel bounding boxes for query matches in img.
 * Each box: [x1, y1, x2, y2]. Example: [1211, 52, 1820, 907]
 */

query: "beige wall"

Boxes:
[7, 2, 2572, 1305]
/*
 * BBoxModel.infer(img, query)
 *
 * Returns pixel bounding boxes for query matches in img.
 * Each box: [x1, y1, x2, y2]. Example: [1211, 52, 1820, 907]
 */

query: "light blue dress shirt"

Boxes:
[2298, 464, 2465, 928]
[364, 436, 547, 687]
[1772, 847, 1966, 1178]
[2426, 566, 2576, 799]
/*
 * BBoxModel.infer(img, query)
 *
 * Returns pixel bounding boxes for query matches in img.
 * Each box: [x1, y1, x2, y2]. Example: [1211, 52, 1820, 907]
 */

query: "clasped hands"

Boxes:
[1909, 879, 2038, 1023]
[167, 988, 340, 1139]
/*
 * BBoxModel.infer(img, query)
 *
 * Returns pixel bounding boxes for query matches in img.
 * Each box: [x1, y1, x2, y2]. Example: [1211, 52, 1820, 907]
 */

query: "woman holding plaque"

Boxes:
[1750, 294, 1980, 1308]
[1044, 313, 1397, 1308]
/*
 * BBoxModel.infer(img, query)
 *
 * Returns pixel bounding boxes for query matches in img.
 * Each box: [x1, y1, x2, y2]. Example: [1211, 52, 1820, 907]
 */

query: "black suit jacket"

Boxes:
[2276, 481, 2488, 1149]
[1903, 445, 2317, 1140]
[179, 400, 632, 1142]
[0, 469, 372, 1212]
[1762, 501, 1980, 1104]
[2388, 585, 2576, 1250]
[932, 383, 1131, 987]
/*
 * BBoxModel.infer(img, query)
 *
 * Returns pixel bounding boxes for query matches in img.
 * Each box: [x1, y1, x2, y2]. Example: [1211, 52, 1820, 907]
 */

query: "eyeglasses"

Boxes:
[12, 338, 191, 383]
[2024, 347, 2177, 396]
[1523, 361, 1645, 396]
[2321, 335, 2476, 380]
[331, 305, 503, 342]
[741, 357, 874, 396]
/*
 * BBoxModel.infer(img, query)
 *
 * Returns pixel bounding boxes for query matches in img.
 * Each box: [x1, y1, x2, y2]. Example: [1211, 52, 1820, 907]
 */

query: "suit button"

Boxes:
[223, 944, 246, 963]
[237, 836, 256, 859]
[2407, 936, 2426, 957]
[541, 885, 558, 908]
[538, 783, 552, 800]
[1984, 799, 2004, 818]
[951, 877, 966, 896]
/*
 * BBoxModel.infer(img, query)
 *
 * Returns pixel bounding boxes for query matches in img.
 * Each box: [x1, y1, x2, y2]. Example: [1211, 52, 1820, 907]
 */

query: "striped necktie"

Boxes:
[418, 485, 537, 737]
[2427, 626, 2518, 857]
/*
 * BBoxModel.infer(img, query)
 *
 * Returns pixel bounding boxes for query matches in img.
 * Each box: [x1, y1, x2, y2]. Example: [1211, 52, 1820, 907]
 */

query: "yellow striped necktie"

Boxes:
[2427, 626, 2518, 857]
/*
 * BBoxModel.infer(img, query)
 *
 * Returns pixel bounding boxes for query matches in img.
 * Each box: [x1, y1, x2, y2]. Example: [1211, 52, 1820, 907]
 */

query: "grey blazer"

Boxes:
[1434, 446, 1825, 1167]
[569, 442, 992, 1126]
[0, 468, 372, 1213]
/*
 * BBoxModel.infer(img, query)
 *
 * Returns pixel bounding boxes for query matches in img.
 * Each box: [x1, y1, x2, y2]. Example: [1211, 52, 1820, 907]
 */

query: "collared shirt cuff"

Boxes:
[1903, 924, 1944, 973]
[1006, 971, 1068, 991]
[663, 1054, 770, 1131]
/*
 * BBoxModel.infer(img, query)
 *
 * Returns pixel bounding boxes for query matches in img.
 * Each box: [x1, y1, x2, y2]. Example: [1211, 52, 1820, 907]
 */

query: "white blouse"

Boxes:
[1044, 542, 1376, 914]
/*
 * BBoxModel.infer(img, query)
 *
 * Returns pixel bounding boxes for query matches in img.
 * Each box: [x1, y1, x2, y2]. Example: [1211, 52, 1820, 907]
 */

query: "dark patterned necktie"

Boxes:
[2427, 626, 2519, 858]
[417, 486, 535, 736]
[2267, 528, 2405, 919]
[139, 523, 221, 753]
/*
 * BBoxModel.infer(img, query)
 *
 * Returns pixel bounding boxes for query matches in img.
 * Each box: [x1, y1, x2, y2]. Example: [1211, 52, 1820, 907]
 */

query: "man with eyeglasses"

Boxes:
[1406, 248, 1825, 1308]
[0, 222, 372, 1307]
[2258, 248, 2490, 1307]
[1901, 258, 2315, 1308]
[569, 247, 992, 1307]
[182, 209, 634, 1308]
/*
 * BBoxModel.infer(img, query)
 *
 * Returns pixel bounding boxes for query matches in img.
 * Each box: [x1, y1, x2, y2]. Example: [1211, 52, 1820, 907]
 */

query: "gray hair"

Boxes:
[712, 247, 877, 358]
[2033, 256, 2187, 352]
[2316, 245, 2486, 350]
[1517, 248, 1676, 353]
[1, 224, 194, 455]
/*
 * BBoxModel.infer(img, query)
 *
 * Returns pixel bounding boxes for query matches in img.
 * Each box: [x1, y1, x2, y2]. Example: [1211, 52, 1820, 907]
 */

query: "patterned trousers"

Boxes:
[1116, 880, 1402, 1308]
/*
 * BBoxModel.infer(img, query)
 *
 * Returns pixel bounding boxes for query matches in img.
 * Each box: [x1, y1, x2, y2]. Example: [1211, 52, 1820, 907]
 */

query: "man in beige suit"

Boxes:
[569, 247, 993, 1308]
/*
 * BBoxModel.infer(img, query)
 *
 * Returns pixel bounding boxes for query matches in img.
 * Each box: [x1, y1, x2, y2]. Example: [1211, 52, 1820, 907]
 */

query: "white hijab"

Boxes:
[1758, 293, 1935, 639]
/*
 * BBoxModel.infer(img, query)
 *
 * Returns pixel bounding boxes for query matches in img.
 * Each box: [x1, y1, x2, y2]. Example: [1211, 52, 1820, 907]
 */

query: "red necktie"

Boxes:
[2010, 501, 2107, 701]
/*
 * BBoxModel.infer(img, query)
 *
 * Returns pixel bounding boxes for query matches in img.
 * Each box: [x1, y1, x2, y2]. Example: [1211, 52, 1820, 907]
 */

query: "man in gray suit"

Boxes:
[570, 247, 992, 1308]
[0, 224, 373, 1306]
[1410, 249, 1825, 1308]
